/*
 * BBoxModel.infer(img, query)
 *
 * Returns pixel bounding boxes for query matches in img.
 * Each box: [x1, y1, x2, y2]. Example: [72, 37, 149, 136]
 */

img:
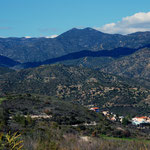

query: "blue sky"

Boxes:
[0, 0, 150, 37]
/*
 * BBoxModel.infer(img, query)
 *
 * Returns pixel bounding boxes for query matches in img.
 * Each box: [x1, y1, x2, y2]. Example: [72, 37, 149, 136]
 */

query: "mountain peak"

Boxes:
[57, 27, 103, 39]
[63, 27, 99, 33]
[83, 27, 96, 31]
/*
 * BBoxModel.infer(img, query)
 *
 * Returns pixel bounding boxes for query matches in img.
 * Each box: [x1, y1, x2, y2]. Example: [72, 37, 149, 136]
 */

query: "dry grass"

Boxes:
[23, 134, 150, 150]
[58, 134, 150, 150]
[22, 128, 150, 150]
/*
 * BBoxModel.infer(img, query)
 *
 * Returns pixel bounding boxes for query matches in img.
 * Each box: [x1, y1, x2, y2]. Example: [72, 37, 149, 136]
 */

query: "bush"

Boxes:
[13, 113, 34, 127]
[0, 131, 23, 150]
[122, 117, 130, 125]
[112, 129, 131, 138]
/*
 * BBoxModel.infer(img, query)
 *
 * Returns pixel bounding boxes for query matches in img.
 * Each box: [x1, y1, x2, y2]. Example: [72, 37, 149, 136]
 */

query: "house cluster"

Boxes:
[89, 106, 150, 126]
[132, 116, 150, 126]
[89, 107, 124, 122]
[102, 110, 124, 122]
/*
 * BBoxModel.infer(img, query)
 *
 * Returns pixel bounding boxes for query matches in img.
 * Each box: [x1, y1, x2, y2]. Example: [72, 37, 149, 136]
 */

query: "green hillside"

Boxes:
[2, 93, 149, 150]
[0, 94, 101, 128]
[101, 48, 150, 88]
[0, 64, 149, 115]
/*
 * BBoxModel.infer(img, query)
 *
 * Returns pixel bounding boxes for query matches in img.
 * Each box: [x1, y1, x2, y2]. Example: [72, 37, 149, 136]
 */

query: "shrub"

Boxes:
[0, 131, 23, 150]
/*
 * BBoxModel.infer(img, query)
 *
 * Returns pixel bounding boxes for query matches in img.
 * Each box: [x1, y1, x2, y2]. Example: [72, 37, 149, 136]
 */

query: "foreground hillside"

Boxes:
[0, 64, 150, 115]
[0, 94, 102, 129]
[1, 94, 150, 150]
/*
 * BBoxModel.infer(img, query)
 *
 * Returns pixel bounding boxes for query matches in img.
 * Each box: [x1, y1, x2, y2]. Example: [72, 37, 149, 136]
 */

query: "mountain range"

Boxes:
[1, 27, 150, 63]
[0, 27, 150, 115]
[14, 46, 139, 69]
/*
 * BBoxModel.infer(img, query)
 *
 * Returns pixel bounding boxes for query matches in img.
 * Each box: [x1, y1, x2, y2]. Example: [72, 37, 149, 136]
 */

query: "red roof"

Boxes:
[91, 107, 99, 110]
[135, 116, 147, 119]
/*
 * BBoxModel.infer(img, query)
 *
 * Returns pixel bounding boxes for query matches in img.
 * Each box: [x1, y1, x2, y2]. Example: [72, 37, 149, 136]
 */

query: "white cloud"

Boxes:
[96, 12, 150, 35]
[45, 35, 58, 38]
[25, 36, 31, 38]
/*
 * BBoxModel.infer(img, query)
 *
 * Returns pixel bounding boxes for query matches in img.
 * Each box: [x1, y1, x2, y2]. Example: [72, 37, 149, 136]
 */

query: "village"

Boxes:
[89, 107, 150, 127]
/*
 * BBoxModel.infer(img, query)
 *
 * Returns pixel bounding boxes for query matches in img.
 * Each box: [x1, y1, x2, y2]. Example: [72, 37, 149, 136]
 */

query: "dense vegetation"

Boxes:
[0, 64, 149, 115]
[1, 94, 102, 127]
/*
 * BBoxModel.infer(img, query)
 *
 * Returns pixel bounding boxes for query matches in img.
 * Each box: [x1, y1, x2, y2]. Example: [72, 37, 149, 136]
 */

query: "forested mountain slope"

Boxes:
[0, 64, 149, 115]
